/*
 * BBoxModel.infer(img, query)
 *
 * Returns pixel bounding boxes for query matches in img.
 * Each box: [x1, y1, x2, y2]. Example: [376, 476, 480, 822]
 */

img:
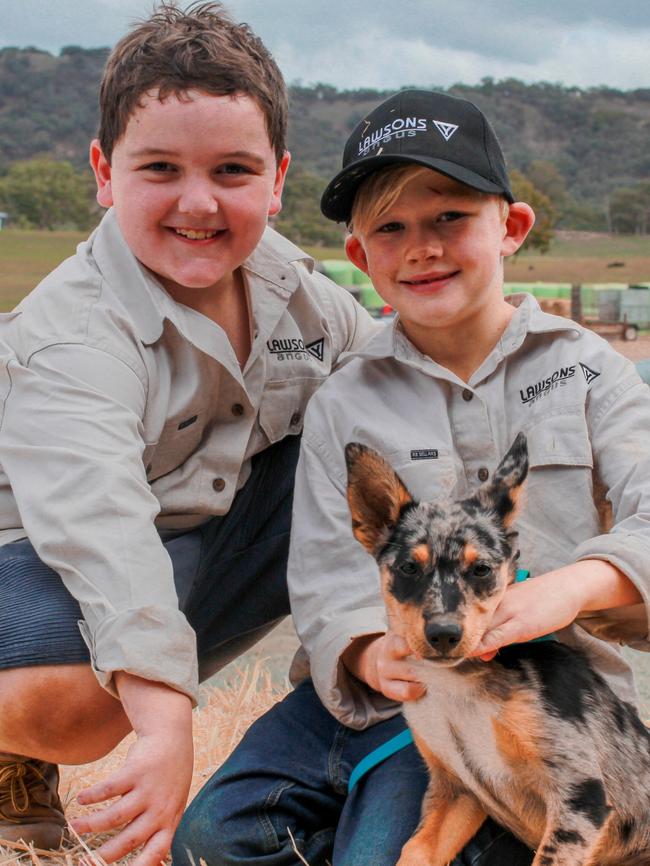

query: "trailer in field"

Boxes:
[585, 284, 650, 341]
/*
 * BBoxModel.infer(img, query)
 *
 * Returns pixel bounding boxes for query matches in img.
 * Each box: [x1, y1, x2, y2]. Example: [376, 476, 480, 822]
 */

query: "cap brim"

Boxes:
[320, 154, 514, 223]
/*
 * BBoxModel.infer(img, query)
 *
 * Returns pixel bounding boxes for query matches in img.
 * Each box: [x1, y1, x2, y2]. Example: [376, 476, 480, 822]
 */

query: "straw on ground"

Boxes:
[0, 662, 288, 866]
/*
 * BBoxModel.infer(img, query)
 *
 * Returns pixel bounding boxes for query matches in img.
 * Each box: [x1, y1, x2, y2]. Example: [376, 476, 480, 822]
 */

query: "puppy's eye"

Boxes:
[472, 563, 492, 577]
[399, 561, 418, 575]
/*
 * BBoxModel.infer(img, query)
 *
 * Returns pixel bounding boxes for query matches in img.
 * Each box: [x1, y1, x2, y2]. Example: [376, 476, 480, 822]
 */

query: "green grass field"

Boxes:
[0, 227, 649, 312]
[308, 232, 650, 287]
[0, 228, 87, 310]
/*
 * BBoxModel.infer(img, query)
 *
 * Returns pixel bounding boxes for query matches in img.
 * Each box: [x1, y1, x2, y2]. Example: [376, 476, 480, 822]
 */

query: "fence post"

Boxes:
[571, 283, 583, 324]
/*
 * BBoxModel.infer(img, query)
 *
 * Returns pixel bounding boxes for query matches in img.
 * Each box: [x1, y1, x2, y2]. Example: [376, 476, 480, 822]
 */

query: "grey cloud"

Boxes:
[230, 0, 649, 67]
[0, 0, 150, 52]
[0, 0, 648, 90]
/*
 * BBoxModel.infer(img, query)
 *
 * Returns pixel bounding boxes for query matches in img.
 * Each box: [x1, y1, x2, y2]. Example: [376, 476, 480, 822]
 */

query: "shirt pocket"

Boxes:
[520, 411, 599, 553]
[258, 377, 325, 444]
[525, 411, 593, 470]
[383, 446, 457, 501]
[143, 409, 207, 481]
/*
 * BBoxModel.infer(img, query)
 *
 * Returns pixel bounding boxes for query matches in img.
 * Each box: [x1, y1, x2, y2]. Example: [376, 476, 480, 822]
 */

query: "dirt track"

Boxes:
[608, 333, 650, 362]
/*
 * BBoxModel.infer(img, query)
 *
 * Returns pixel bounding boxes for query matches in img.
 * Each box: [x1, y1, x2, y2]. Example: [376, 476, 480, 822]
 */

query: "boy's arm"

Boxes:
[474, 353, 650, 656]
[472, 560, 642, 658]
[71, 673, 193, 866]
[0, 347, 198, 703]
[0, 348, 198, 864]
[288, 420, 419, 728]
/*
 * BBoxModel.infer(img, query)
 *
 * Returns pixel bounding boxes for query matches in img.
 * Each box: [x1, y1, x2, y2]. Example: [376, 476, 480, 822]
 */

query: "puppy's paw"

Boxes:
[397, 838, 437, 866]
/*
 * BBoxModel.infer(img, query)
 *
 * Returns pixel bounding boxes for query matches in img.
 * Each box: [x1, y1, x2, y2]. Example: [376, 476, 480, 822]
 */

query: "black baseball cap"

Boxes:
[321, 89, 514, 223]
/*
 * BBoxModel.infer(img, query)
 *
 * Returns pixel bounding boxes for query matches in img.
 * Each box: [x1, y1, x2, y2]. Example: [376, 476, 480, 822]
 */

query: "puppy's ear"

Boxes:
[345, 443, 413, 557]
[479, 432, 528, 528]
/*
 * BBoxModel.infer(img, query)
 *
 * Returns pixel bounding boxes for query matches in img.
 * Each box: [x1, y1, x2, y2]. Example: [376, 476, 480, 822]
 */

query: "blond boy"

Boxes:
[175, 90, 650, 866]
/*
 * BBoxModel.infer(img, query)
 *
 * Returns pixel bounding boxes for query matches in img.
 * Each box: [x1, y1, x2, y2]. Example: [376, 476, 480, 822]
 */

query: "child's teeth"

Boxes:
[176, 229, 217, 239]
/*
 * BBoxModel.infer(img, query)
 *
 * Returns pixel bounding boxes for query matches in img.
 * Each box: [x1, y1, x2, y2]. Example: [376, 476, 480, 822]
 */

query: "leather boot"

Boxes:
[0, 753, 65, 849]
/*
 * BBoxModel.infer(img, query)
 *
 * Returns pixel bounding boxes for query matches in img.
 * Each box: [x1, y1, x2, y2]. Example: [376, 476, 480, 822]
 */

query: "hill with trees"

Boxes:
[1, 46, 649, 242]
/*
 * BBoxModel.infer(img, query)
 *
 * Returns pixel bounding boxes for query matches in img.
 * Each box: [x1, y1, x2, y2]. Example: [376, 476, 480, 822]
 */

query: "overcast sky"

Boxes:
[1, 0, 649, 91]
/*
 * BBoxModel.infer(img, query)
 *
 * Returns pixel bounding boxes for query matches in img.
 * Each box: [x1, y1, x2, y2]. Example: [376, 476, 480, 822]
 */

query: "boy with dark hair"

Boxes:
[174, 89, 650, 866]
[0, 4, 375, 863]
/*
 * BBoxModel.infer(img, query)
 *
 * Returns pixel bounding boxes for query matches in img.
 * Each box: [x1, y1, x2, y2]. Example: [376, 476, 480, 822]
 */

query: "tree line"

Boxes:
[1, 48, 649, 246]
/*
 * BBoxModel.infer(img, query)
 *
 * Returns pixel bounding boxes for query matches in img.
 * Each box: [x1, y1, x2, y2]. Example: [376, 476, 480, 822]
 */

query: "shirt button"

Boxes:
[462, 389, 473, 402]
[212, 477, 226, 492]
[478, 467, 489, 482]
[231, 403, 244, 416]
[290, 412, 302, 427]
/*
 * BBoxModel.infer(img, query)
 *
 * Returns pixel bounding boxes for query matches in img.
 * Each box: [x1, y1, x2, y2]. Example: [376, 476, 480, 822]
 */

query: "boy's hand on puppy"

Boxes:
[470, 571, 583, 660]
[342, 632, 426, 702]
[70, 673, 193, 866]
[470, 560, 641, 660]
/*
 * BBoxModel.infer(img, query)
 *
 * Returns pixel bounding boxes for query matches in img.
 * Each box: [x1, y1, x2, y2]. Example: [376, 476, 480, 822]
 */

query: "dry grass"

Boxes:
[0, 662, 289, 866]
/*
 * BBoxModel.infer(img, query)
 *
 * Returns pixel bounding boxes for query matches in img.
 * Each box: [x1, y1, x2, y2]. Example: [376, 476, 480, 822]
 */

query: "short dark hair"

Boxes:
[98, 1, 288, 164]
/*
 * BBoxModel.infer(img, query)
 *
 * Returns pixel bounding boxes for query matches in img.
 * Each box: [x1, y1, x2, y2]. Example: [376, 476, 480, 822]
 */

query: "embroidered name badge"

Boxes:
[411, 449, 439, 461]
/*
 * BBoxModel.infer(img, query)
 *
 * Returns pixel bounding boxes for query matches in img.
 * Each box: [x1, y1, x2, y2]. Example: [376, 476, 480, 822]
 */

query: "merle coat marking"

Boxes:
[345, 433, 650, 866]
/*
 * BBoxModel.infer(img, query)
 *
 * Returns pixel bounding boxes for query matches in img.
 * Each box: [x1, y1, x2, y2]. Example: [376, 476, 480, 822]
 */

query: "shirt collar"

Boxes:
[87, 210, 315, 347]
[340, 293, 581, 375]
[87, 209, 167, 345]
[499, 293, 581, 356]
[245, 225, 315, 284]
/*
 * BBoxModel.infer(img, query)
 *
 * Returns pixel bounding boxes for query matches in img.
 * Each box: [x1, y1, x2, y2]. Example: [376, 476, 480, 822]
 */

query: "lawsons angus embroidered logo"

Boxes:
[358, 116, 428, 156]
[433, 120, 458, 141]
[357, 117, 461, 156]
[519, 365, 576, 404]
[579, 362, 600, 384]
[267, 337, 325, 362]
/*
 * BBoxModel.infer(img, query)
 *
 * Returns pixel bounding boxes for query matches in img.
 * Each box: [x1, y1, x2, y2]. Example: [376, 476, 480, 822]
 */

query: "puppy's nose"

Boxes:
[425, 622, 462, 655]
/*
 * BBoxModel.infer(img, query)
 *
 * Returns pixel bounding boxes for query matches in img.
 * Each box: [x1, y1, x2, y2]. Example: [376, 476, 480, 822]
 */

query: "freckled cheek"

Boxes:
[366, 245, 398, 274]
[118, 196, 175, 230]
[370, 265, 402, 299]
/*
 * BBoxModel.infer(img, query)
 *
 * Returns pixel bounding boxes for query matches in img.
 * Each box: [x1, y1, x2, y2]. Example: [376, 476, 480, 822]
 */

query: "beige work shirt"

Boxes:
[0, 208, 377, 703]
[288, 294, 650, 729]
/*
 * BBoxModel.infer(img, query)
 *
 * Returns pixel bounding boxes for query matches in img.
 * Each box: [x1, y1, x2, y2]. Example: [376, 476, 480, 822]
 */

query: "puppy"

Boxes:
[345, 433, 650, 866]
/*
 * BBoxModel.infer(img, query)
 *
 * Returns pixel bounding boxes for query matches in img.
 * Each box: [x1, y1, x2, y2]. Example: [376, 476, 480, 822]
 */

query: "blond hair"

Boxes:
[350, 164, 510, 236]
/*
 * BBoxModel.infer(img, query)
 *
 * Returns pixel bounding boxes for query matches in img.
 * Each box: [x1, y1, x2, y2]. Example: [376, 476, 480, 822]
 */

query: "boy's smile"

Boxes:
[90, 90, 289, 306]
[346, 171, 533, 366]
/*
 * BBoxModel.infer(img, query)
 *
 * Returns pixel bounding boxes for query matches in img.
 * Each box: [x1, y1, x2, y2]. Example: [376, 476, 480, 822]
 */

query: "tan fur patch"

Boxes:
[490, 693, 549, 843]
[401, 734, 484, 866]
[399, 792, 486, 866]
[347, 446, 412, 554]
[492, 691, 544, 766]
[462, 544, 478, 566]
[461, 562, 511, 654]
[412, 543, 430, 565]
[386, 598, 427, 655]
[503, 483, 526, 528]
[380, 568, 431, 655]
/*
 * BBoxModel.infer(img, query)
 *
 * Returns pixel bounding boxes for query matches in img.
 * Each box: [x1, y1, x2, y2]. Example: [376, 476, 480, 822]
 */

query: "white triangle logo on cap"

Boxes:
[433, 120, 458, 141]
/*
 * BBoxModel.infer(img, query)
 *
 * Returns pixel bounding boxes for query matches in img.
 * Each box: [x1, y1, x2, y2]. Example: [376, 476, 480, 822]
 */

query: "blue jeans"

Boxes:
[0, 434, 301, 680]
[172, 680, 534, 866]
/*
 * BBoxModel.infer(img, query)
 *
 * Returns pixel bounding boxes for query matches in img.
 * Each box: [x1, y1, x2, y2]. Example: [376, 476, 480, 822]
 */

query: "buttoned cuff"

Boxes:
[309, 606, 401, 729]
[78, 606, 199, 706]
